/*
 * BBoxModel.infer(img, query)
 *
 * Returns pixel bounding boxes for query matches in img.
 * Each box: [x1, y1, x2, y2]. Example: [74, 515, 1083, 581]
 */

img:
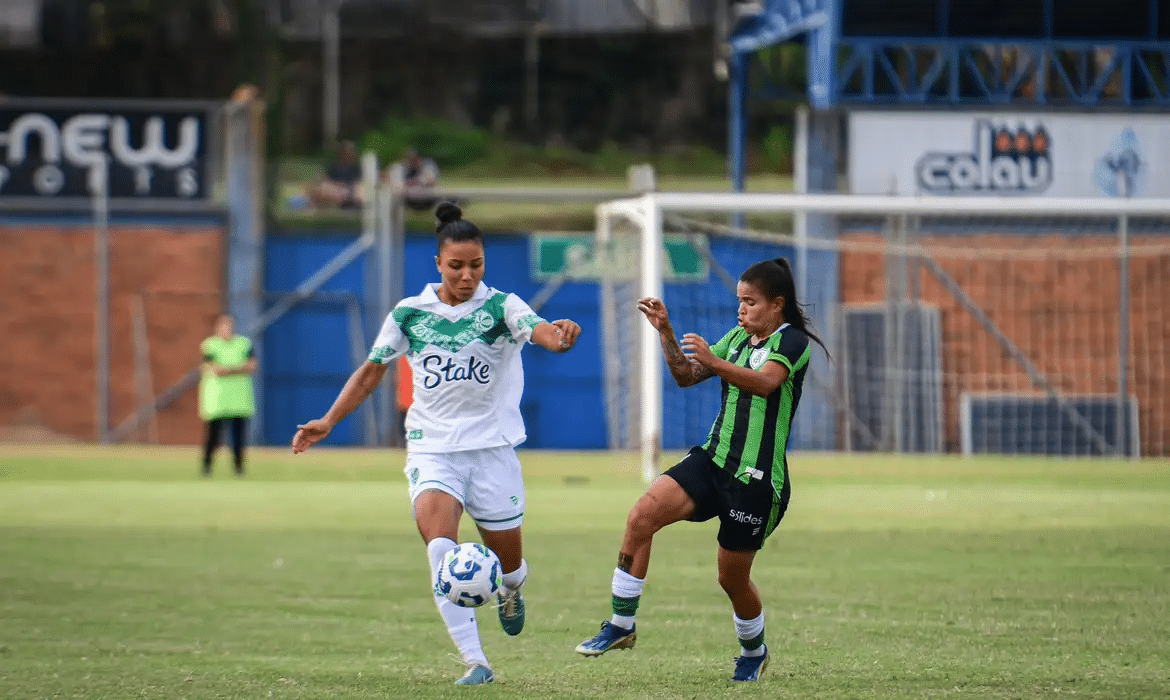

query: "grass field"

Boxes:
[2, 446, 1168, 699]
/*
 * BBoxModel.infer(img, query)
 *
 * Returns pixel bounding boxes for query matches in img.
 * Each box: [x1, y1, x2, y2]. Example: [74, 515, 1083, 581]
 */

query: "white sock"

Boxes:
[611, 567, 644, 598]
[610, 568, 644, 630]
[426, 537, 457, 584]
[734, 612, 766, 657]
[501, 558, 528, 594]
[435, 597, 487, 666]
[426, 537, 487, 666]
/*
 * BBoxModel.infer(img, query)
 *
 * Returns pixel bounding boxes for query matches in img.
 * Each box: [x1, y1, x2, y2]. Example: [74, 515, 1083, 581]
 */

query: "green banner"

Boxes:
[531, 233, 707, 282]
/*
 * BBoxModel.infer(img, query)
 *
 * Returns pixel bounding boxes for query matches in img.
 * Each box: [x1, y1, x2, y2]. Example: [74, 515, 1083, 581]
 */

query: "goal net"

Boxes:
[597, 193, 1170, 480]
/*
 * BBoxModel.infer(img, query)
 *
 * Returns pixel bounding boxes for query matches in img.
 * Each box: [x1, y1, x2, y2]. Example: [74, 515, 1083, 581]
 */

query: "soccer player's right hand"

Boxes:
[292, 419, 332, 454]
[637, 297, 672, 332]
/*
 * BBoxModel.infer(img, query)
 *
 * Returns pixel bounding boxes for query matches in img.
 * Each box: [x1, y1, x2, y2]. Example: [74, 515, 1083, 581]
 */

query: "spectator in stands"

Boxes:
[199, 314, 257, 477]
[306, 140, 364, 209]
[231, 83, 259, 103]
[395, 148, 441, 211]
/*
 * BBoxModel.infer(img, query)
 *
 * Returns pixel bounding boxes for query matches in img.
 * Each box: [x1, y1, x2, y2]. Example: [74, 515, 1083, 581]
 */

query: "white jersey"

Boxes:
[368, 282, 545, 452]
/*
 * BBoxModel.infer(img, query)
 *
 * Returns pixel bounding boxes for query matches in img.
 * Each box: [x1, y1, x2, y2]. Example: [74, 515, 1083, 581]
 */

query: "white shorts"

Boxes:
[404, 445, 526, 531]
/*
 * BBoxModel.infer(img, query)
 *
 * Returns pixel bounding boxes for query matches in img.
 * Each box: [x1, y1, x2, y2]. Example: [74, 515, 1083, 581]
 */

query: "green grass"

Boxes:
[2, 446, 1169, 699]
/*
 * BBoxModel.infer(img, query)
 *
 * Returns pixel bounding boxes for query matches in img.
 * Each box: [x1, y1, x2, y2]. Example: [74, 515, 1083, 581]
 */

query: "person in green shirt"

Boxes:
[199, 314, 257, 476]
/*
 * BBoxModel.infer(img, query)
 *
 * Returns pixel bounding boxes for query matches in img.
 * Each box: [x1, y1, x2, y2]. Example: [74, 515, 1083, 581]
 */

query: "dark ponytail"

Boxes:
[434, 201, 483, 252]
[740, 257, 829, 356]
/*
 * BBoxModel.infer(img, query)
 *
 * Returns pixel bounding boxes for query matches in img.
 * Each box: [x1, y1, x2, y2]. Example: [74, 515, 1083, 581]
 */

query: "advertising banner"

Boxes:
[848, 111, 1170, 198]
[0, 102, 214, 201]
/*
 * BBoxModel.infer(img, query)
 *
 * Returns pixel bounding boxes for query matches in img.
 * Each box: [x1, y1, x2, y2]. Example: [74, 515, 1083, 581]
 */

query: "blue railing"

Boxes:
[836, 38, 1170, 107]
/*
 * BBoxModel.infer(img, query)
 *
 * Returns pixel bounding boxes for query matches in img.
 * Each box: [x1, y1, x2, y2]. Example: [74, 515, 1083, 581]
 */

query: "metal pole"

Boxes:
[359, 152, 383, 440]
[891, 214, 909, 452]
[728, 50, 748, 194]
[881, 215, 897, 451]
[794, 105, 809, 305]
[1117, 191, 1131, 457]
[596, 205, 623, 450]
[344, 295, 379, 447]
[388, 190, 407, 447]
[373, 178, 391, 447]
[323, 0, 341, 148]
[381, 163, 407, 447]
[92, 167, 110, 443]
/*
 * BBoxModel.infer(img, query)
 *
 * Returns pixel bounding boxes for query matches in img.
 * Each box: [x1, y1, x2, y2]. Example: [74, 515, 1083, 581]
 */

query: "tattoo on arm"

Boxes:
[660, 333, 698, 385]
[660, 332, 714, 386]
[689, 364, 715, 384]
[617, 552, 634, 573]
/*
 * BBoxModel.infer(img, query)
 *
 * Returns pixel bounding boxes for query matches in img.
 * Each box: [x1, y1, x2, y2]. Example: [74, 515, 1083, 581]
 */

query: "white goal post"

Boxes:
[597, 192, 1170, 482]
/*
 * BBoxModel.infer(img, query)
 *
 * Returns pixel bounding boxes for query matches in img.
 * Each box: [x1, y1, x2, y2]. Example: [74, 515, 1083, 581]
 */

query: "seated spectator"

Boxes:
[396, 148, 440, 211]
[305, 140, 363, 209]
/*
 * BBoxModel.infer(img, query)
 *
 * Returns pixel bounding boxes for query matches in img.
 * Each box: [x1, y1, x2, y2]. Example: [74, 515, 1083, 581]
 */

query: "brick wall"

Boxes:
[840, 232, 1170, 456]
[0, 221, 225, 444]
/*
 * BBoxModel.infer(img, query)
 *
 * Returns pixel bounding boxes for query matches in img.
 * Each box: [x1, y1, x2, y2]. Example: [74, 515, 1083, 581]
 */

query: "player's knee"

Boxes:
[625, 502, 658, 538]
[717, 567, 750, 596]
[626, 494, 672, 538]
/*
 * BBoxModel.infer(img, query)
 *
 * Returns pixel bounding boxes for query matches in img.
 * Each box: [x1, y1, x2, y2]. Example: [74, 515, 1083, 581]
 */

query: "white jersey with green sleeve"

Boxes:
[368, 281, 545, 452]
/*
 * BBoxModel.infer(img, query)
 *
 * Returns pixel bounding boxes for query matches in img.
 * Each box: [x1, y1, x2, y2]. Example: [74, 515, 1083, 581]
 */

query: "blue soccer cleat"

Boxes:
[575, 621, 637, 656]
[731, 645, 769, 682]
[454, 662, 495, 685]
[497, 587, 525, 636]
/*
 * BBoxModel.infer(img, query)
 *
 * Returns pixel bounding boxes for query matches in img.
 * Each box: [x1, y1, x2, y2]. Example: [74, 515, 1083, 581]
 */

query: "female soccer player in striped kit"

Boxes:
[292, 202, 581, 685]
[576, 257, 826, 682]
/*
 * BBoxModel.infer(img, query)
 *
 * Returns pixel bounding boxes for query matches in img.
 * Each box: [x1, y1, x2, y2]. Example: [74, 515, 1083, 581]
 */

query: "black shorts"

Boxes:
[664, 446, 791, 552]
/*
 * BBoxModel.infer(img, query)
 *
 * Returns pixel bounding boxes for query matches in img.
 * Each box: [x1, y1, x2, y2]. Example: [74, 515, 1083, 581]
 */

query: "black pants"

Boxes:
[203, 417, 248, 475]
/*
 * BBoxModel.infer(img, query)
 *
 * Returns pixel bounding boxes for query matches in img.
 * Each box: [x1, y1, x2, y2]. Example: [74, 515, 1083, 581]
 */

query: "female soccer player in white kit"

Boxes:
[292, 202, 581, 685]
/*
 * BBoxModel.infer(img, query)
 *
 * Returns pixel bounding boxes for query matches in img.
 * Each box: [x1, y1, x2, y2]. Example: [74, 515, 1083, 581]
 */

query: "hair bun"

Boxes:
[435, 201, 463, 225]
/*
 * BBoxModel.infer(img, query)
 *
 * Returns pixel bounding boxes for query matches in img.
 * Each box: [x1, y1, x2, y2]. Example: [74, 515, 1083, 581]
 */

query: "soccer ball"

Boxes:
[435, 542, 503, 608]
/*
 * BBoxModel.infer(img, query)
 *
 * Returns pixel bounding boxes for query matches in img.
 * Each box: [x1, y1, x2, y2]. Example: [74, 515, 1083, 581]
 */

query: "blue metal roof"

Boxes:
[728, 0, 830, 53]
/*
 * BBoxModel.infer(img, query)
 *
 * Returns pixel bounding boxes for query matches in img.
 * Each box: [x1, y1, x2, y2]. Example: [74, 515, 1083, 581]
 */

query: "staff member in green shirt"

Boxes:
[199, 314, 257, 476]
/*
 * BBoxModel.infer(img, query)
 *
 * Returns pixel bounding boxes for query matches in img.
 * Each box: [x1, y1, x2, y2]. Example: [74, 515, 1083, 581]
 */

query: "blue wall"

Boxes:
[263, 231, 818, 451]
[264, 235, 371, 447]
[263, 232, 607, 449]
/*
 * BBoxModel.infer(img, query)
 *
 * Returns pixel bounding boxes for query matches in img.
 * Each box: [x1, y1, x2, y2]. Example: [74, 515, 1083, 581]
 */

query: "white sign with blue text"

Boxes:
[848, 111, 1170, 198]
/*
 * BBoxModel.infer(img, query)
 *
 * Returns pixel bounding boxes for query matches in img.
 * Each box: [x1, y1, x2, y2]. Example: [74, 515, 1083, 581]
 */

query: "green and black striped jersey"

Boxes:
[702, 323, 812, 490]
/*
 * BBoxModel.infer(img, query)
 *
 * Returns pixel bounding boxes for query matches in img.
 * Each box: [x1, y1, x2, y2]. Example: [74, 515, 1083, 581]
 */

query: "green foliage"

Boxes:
[755, 43, 807, 96]
[445, 141, 729, 180]
[354, 115, 732, 179]
[760, 124, 793, 172]
[2, 446, 1169, 699]
[360, 116, 491, 170]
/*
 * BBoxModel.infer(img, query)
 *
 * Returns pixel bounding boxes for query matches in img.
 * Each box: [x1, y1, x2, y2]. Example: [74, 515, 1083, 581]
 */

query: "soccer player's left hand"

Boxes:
[681, 333, 715, 366]
[550, 319, 581, 351]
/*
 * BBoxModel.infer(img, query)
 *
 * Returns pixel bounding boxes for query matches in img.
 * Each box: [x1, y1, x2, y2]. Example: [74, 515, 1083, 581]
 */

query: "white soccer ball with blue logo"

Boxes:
[435, 542, 503, 608]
